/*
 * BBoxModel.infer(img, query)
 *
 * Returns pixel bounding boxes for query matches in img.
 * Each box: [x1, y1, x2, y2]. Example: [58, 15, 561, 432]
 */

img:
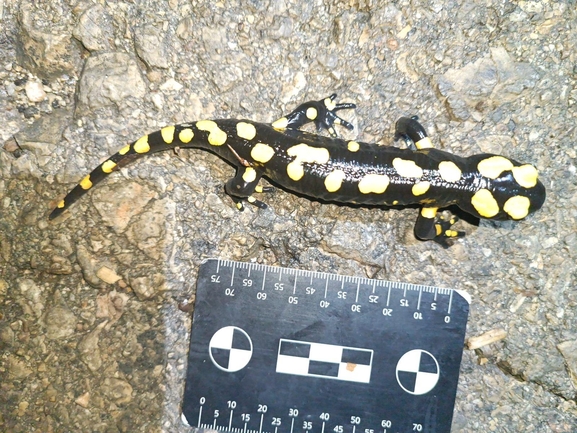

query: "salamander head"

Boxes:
[461, 155, 546, 221]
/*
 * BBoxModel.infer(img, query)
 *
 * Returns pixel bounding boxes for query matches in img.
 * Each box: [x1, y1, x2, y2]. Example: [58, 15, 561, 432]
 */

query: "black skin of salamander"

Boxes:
[49, 94, 546, 247]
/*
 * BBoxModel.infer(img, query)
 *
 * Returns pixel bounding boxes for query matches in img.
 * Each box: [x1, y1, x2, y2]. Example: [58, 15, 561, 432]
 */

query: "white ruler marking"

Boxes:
[230, 261, 236, 286]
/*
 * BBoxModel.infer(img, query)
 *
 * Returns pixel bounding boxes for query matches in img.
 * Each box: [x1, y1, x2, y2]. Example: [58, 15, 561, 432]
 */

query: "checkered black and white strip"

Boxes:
[275, 339, 373, 383]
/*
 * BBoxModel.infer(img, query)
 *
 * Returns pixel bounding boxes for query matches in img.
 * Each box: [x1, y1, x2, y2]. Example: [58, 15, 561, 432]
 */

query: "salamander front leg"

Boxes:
[414, 207, 465, 248]
[395, 116, 433, 150]
[224, 167, 271, 211]
[272, 94, 356, 137]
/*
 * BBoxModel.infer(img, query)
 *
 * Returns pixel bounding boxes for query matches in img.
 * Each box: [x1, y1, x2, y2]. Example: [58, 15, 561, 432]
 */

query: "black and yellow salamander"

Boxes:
[49, 94, 546, 246]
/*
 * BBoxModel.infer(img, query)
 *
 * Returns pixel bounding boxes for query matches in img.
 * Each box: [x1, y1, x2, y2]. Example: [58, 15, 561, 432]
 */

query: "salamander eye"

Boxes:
[525, 177, 546, 213]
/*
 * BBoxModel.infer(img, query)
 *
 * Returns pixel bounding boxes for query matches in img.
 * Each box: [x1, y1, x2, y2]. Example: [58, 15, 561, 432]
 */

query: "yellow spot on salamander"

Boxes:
[347, 141, 360, 152]
[324, 97, 336, 111]
[236, 122, 257, 140]
[512, 164, 538, 188]
[161, 126, 175, 144]
[435, 224, 442, 236]
[306, 107, 318, 120]
[272, 117, 288, 130]
[134, 135, 150, 154]
[477, 156, 513, 179]
[438, 161, 462, 182]
[471, 189, 499, 218]
[324, 169, 346, 192]
[445, 230, 459, 238]
[119, 144, 131, 155]
[421, 207, 438, 219]
[57, 200, 65, 209]
[80, 175, 93, 190]
[415, 137, 433, 149]
[286, 143, 330, 181]
[503, 195, 531, 220]
[287, 162, 304, 181]
[196, 120, 227, 146]
[242, 167, 257, 183]
[101, 160, 117, 174]
[179, 128, 194, 143]
[358, 174, 390, 194]
[393, 158, 423, 178]
[412, 181, 430, 196]
[251, 142, 275, 163]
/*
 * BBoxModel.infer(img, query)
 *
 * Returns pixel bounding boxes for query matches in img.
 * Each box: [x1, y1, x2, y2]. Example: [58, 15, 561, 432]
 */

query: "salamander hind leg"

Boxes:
[224, 166, 272, 211]
[414, 207, 465, 248]
[271, 94, 356, 137]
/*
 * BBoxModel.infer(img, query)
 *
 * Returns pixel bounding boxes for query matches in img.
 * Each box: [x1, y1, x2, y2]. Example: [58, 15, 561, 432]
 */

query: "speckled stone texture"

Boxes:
[0, 0, 576, 432]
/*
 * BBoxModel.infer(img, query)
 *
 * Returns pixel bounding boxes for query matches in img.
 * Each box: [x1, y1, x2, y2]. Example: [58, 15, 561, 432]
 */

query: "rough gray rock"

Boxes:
[15, 0, 82, 78]
[76, 52, 146, 115]
[434, 47, 540, 121]
[72, 3, 115, 52]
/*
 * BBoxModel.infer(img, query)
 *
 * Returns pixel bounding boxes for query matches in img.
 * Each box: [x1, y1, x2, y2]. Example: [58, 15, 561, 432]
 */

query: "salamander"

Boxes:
[49, 94, 546, 246]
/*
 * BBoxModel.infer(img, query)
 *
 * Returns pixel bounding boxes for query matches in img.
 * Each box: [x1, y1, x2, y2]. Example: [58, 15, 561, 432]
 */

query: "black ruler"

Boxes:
[182, 259, 470, 433]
